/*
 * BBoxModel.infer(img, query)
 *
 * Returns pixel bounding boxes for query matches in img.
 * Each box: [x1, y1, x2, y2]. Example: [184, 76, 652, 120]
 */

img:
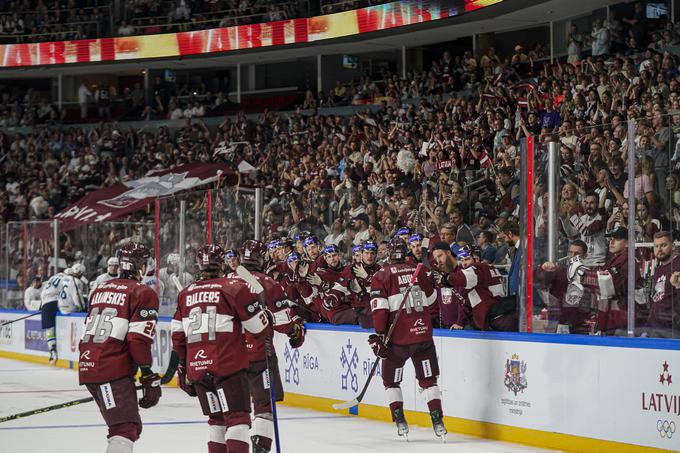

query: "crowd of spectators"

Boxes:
[1, 1, 679, 335]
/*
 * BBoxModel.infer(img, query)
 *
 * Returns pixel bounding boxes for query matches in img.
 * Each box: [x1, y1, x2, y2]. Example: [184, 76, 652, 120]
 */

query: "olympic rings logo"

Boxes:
[657, 420, 676, 439]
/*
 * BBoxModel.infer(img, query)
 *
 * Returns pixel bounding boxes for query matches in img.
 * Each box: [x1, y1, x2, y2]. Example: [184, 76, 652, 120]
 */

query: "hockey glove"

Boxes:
[177, 361, 196, 397]
[138, 368, 162, 408]
[368, 334, 388, 359]
[297, 261, 310, 278]
[349, 278, 362, 294]
[306, 273, 323, 287]
[288, 318, 306, 348]
[353, 264, 368, 280]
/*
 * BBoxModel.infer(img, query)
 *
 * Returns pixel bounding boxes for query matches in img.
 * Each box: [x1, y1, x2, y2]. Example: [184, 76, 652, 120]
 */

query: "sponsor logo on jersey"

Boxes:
[100, 383, 116, 410]
[340, 338, 359, 392]
[80, 350, 91, 360]
[138, 308, 158, 320]
[504, 354, 528, 396]
[194, 349, 208, 360]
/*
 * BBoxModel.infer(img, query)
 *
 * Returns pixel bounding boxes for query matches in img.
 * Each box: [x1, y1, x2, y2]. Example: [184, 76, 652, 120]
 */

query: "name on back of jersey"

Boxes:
[91, 291, 128, 306]
[186, 291, 220, 307]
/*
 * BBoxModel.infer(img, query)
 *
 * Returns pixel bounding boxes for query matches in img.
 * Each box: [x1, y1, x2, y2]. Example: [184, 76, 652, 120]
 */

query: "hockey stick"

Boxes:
[0, 351, 179, 424]
[171, 275, 183, 292]
[332, 263, 424, 411]
[235, 265, 282, 453]
[0, 311, 41, 326]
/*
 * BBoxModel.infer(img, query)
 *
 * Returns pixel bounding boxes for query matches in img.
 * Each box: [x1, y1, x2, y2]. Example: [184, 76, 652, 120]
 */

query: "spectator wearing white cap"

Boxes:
[89, 256, 119, 297]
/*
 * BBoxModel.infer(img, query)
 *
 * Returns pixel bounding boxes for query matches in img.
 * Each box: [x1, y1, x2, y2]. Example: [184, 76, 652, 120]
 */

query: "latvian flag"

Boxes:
[479, 149, 492, 169]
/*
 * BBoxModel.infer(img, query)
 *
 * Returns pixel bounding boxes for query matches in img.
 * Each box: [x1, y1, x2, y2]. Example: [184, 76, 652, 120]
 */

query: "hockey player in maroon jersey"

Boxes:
[440, 245, 505, 330]
[237, 240, 306, 453]
[406, 234, 424, 264]
[351, 244, 364, 264]
[78, 242, 161, 453]
[368, 237, 445, 439]
[348, 241, 382, 328]
[298, 244, 358, 324]
[224, 249, 239, 273]
[302, 235, 323, 264]
[172, 244, 270, 453]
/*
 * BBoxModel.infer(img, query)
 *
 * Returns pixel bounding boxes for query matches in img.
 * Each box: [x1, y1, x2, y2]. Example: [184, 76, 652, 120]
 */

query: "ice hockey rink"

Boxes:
[0, 358, 557, 453]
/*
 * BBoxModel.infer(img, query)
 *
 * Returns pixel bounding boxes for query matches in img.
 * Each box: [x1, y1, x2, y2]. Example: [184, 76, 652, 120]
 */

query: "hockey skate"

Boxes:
[48, 346, 58, 365]
[391, 407, 409, 440]
[251, 435, 269, 453]
[430, 409, 447, 441]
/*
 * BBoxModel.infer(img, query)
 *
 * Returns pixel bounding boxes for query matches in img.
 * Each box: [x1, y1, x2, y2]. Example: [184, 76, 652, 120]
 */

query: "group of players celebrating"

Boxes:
[73, 225, 525, 452]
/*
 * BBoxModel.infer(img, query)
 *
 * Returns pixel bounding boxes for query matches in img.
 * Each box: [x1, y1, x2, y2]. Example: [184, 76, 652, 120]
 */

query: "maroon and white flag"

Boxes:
[53, 163, 236, 231]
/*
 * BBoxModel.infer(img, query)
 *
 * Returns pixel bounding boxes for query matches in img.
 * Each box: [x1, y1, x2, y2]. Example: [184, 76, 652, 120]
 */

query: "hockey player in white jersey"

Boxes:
[142, 257, 165, 296]
[158, 252, 193, 315]
[88, 257, 119, 296]
[57, 264, 87, 315]
[41, 270, 66, 364]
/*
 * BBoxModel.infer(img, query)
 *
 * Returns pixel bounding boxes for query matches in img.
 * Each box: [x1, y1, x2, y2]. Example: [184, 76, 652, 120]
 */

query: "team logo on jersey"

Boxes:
[340, 338, 359, 392]
[653, 275, 667, 303]
[504, 354, 528, 396]
[283, 343, 300, 386]
[194, 349, 208, 360]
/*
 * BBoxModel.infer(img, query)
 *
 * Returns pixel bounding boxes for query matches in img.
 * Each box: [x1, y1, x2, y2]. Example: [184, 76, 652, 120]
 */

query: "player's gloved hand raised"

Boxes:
[138, 369, 162, 409]
[177, 361, 196, 397]
[368, 334, 388, 359]
[288, 318, 306, 348]
[353, 264, 368, 280]
[306, 273, 323, 287]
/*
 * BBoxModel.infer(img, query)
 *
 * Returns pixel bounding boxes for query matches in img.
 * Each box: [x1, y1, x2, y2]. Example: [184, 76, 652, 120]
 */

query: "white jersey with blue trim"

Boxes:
[57, 275, 85, 314]
[40, 273, 65, 305]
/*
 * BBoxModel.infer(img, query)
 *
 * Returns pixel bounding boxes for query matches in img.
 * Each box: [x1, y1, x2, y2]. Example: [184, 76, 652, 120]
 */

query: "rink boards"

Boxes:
[1, 309, 679, 453]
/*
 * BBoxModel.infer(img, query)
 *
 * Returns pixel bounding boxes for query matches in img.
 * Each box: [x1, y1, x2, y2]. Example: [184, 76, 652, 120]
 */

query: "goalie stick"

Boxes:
[332, 263, 424, 411]
[235, 265, 282, 453]
[0, 351, 179, 424]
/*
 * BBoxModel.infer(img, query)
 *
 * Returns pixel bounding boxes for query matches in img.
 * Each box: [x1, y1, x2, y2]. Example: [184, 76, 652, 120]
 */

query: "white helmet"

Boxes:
[107, 257, 120, 267]
[167, 253, 180, 265]
[70, 263, 86, 276]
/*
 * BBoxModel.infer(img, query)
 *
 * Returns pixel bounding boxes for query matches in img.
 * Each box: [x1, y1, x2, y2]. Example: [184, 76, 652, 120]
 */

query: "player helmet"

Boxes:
[167, 253, 180, 265]
[196, 244, 225, 271]
[363, 241, 378, 252]
[240, 240, 267, 269]
[107, 257, 119, 266]
[387, 236, 409, 262]
[118, 242, 151, 275]
[303, 235, 319, 248]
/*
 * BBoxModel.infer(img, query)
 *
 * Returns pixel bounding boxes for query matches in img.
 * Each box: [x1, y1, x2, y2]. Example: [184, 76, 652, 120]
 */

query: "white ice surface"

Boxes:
[0, 358, 559, 453]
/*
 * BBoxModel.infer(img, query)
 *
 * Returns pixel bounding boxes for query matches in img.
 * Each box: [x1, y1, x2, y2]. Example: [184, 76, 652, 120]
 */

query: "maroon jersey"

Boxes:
[79, 279, 159, 384]
[444, 262, 503, 330]
[369, 263, 436, 345]
[227, 271, 297, 362]
[171, 277, 269, 382]
[534, 266, 592, 333]
[647, 256, 680, 332]
[581, 252, 642, 333]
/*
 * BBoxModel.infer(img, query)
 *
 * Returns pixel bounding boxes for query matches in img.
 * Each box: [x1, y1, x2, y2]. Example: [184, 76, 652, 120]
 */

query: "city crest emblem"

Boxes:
[504, 354, 528, 396]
